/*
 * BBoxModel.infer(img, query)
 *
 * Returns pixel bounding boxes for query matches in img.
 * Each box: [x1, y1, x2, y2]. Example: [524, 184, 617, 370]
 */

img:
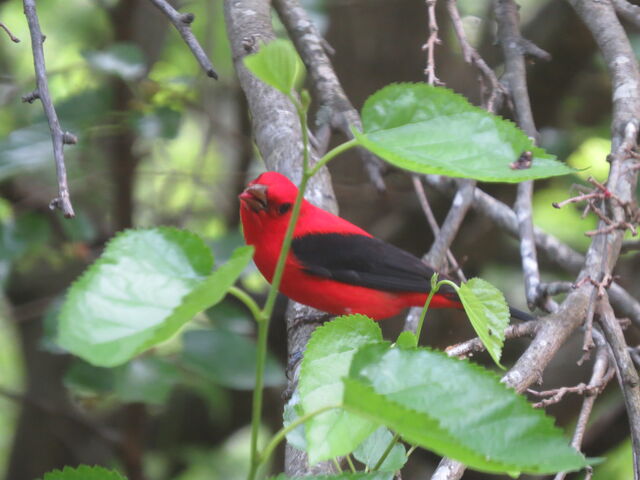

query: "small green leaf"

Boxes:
[283, 392, 307, 451]
[458, 277, 510, 368]
[57, 228, 253, 367]
[356, 83, 573, 182]
[181, 328, 285, 390]
[243, 39, 305, 95]
[299, 315, 383, 463]
[395, 330, 417, 349]
[344, 344, 588, 475]
[354, 427, 407, 472]
[84, 43, 146, 80]
[43, 465, 127, 480]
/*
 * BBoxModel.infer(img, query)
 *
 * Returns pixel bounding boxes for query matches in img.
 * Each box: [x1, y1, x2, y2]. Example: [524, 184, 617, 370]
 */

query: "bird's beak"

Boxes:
[239, 184, 268, 213]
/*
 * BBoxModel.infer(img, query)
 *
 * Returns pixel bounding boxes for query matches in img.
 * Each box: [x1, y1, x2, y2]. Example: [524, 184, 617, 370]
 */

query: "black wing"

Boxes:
[291, 232, 458, 297]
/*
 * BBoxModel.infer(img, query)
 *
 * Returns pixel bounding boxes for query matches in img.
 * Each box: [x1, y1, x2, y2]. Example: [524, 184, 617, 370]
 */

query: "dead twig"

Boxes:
[0, 21, 20, 42]
[423, 0, 443, 85]
[147, 0, 218, 79]
[23, 0, 76, 218]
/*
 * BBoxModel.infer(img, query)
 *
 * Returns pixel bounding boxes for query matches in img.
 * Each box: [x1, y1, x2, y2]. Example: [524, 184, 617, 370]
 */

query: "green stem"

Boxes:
[258, 404, 341, 466]
[346, 454, 357, 473]
[373, 432, 400, 471]
[228, 286, 262, 321]
[415, 289, 436, 342]
[309, 138, 359, 177]
[332, 458, 343, 473]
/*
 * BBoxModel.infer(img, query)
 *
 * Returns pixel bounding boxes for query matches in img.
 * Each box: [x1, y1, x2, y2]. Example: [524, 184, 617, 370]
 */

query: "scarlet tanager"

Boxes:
[239, 171, 531, 321]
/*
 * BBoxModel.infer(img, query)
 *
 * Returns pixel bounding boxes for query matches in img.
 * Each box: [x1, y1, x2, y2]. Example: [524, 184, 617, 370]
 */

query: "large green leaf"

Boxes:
[356, 83, 573, 182]
[57, 228, 253, 366]
[243, 39, 305, 95]
[42, 465, 126, 480]
[181, 328, 285, 390]
[344, 344, 588, 475]
[298, 315, 383, 463]
[457, 277, 510, 368]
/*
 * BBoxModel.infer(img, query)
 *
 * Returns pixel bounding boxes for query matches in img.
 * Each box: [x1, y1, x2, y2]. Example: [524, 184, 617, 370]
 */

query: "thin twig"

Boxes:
[147, 0, 218, 79]
[0, 21, 20, 42]
[445, 0, 505, 111]
[445, 320, 538, 358]
[412, 176, 466, 282]
[423, 0, 442, 85]
[23, 0, 76, 218]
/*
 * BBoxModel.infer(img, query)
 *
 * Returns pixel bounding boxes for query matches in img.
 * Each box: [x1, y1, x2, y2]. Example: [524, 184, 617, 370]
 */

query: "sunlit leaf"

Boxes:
[299, 315, 383, 463]
[57, 228, 253, 367]
[344, 344, 588, 475]
[356, 83, 573, 182]
[181, 328, 285, 390]
[457, 277, 510, 368]
[243, 39, 305, 95]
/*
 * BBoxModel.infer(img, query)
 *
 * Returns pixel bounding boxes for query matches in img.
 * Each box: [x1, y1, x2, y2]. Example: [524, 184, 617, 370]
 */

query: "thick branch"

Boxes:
[224, 0, 337, 475]
[612, 0, 640, 29]
[147, 0, 218, 79]
[273, 0, 386, 190]
[23, 0, 76, 218]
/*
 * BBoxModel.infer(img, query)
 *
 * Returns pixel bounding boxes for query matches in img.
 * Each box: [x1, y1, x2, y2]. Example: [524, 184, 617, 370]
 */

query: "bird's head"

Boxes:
[239, 171, 298, 218]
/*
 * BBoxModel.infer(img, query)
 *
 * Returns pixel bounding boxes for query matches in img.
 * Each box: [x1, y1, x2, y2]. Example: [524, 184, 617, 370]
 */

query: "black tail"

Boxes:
[509, 306, 535, 321]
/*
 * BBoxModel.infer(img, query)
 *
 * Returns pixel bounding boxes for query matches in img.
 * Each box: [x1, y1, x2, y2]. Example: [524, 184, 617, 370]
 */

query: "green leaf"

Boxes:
[353, 427, 407, 473]
[283, 393, 307, 451]
[64, 360, 115, 397]
[43, 465, 127, 480]
[113, 356, 180, 405]
[243, 39, 305, 95]
[57, 228, 253, 367]
[457, 277, 510, 368]
[344, 344, 588, 475]
[356, 83, 573, 182]
[181, 328, 285, 390]
[84, 43, 146, 80]
[395, 330, 417, 349]
[270, 474, 391, 480]
[299, 315, 384, 463]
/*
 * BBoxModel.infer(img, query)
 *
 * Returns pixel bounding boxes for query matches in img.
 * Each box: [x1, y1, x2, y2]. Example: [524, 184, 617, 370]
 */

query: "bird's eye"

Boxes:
[278, 203, 292, 215]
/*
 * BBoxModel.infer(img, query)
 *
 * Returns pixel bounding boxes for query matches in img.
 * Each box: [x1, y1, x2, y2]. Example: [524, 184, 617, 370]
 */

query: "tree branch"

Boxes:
[598, 294, 640, 478]
[224, 0, 338, 475]
[147, 0, 218, 79]
[0, 21, 20, 42]
[612, 0, 640, 29]
[273, 0, 386, 191]
[23, 0, 77, 218]
[495, 0, 551, 312]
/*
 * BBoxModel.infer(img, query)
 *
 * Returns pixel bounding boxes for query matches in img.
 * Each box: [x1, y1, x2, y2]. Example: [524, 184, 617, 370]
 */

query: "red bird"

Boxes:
[239, 171, 530, 321]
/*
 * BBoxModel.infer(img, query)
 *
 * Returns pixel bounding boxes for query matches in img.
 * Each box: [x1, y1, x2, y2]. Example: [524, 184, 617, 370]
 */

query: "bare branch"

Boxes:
[23, 0, 76, 218]
[445, 320, 538, 358]
[445, 0, 505, 111]
[423, 0, 442, 85]
[495, 0, 552, 313]
[554, 330, 611, 480]
[412, 176, 466, 282]
[598, 295, 640, 478]
[273, 0, 386, 191]
[612, 0, 640, 29]
[0, 21, 20, 42]
[147, 0, 218, 79]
